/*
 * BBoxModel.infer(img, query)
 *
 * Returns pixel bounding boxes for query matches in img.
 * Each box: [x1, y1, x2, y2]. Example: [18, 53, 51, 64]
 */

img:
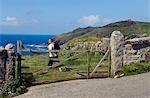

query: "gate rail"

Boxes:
[17, 40, 111, 80]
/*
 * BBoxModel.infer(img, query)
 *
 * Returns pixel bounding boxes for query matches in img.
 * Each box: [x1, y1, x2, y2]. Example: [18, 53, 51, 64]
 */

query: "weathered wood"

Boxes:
[91, 73, 109, 78]
[76, 71, 109, 78]
[76, 72, 87, 77]
[22, 49, 104, 53]
[17, 40, 22, 80]
[17, 53, 22, 80]
[90, 49, 109, 77]
[50, 54, 80, 68]
[17, 40, 22, 54]
[18, 40, 112, 79]
[86, 51, 91, 79]
[108, 48, 111, 77]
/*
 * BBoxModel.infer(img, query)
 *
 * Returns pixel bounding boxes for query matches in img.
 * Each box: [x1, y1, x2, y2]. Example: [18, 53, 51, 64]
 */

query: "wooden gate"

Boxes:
[17, 40, 111, 81]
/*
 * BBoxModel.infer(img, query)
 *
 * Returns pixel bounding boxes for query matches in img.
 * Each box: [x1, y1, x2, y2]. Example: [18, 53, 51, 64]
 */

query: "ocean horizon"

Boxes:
[0, 34, 56, 55]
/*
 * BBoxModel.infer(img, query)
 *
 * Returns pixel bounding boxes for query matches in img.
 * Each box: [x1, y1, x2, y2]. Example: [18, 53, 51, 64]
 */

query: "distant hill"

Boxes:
[56, 20, 150, 44]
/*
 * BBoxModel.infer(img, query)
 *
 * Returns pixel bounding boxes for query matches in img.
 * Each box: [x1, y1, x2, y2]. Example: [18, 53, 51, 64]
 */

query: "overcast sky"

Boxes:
[0, 0, 150, 35]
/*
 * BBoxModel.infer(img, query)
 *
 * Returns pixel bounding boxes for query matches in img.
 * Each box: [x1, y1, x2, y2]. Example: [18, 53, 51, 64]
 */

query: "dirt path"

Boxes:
[14, 72, 150, 98]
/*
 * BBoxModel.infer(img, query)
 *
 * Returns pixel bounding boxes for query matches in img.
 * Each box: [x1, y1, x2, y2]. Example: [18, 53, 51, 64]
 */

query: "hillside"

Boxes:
[56, 20, 150, 44]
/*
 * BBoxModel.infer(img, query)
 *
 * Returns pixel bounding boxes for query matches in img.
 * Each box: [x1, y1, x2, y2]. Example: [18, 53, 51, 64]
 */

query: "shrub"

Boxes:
[122, 62, 150, 76]
[0, 79, 27, 97]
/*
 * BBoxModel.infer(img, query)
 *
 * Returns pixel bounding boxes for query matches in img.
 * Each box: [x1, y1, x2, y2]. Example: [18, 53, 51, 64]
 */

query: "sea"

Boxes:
[0, 34, 55, 55]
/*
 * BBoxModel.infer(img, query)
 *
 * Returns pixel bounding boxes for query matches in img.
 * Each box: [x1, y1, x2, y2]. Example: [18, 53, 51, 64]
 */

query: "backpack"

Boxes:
[54, 41, 60, 50]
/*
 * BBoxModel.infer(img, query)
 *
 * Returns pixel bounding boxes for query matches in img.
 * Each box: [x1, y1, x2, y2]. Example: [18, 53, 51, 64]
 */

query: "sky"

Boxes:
[0, 0, 150, 35]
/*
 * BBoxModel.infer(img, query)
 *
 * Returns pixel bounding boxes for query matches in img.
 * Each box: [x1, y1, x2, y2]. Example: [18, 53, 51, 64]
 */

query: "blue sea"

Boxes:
[0, 34, 55, 55]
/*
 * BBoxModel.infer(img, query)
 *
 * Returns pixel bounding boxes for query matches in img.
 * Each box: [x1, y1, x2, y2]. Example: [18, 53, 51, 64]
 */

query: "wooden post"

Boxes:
[17, 40, 22, 54]
[17, 40, 22, 80]
[86, 51, 90, 79]
[17, 53, 22, 80]
[108, 47, 111, 77]
[90, 49, 109, 77]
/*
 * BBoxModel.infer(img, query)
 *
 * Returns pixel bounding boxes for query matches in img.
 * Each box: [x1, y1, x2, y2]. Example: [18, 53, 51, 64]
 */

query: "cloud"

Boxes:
[78, 15, 113, 27]
[0, 16, 18, 26]
[78, 15, 100, 27]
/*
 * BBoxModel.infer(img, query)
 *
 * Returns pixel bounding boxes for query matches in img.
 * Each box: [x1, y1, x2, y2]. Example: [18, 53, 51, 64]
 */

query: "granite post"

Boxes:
[110, 31, 124, 76]
[5, 44, 16, 81]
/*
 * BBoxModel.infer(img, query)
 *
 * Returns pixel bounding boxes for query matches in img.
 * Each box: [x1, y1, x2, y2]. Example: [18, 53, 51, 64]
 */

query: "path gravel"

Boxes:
[14, 72, 150, 98]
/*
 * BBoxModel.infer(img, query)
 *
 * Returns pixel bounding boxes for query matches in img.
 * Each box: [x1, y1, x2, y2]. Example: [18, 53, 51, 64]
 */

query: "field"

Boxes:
[20, 51, 150, 86]
[1, 51, 149, 97]
[21, 52, 109, 85]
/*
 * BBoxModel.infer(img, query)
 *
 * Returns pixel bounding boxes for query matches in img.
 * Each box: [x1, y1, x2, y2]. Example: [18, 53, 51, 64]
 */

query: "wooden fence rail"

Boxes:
[22, 48, 104, 53]
[17, 40, 111, 79]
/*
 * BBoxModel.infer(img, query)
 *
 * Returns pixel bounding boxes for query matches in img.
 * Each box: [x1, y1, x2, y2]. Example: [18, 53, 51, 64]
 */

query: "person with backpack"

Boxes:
[47, 38, 60, 67]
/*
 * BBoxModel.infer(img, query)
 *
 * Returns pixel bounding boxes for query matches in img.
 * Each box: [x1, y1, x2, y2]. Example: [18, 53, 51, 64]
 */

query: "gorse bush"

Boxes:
[0, 79, 27, 98]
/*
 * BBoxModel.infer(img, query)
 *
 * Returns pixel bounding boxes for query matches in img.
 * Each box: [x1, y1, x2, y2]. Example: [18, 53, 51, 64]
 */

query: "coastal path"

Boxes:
[14, 72, 150, 98]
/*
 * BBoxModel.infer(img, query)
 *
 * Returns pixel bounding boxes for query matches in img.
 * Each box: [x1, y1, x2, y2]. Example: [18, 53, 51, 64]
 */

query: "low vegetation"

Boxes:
[64, 36, 100, 49]
[122, 62, 150, 76]
[20, 51, 108, 85]
[0, 79, 27, 98]
[56, 20, 150, 44]
[20, 52, 150, 85]
[1, 20, 150, 98]
[1, 52, 149, 97]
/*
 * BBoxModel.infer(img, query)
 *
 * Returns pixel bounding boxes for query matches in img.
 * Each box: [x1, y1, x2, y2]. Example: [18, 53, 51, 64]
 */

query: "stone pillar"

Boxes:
[0, 47, 7, 82]
[110, 31, 124, 76]
[5, 44, 16, 81]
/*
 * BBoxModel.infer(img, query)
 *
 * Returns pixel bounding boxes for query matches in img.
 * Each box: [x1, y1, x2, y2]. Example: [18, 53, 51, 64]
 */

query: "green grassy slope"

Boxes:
[56, 20, 150, 44]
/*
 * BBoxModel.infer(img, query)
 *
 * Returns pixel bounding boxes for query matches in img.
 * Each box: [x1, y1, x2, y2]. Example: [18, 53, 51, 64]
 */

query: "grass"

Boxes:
[122, 62, 150, 76]
[55, 20, 150, 43]
[20, 52, 108, 85]
[21, 54, 77, 84]
[2, 52, 147, 98]
[20, 52, 150, 85]
[59, 52, 108, 72]
[65, 36, 101, 49]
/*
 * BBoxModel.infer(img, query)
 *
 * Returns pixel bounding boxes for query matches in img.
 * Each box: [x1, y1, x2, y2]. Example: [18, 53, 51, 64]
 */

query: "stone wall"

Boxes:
[109, 31, 149, 76]
[124, 37, 150, 65]
[64, 32, 149, 65]
[0, 44, 16, 83]
[66, 38, 110, 53]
